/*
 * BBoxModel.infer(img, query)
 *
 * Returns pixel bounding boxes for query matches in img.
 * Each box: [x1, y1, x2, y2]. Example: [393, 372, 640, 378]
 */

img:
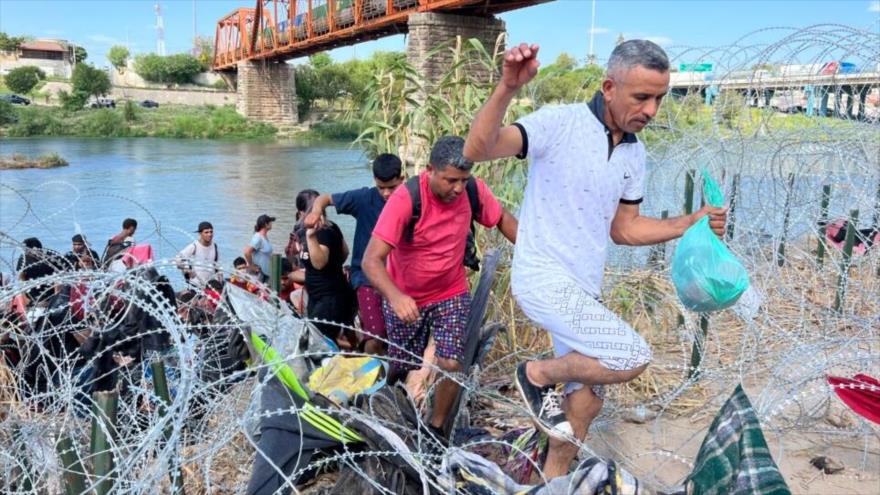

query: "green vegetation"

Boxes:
[0, 152, 68, 169]
[1, 104, 276, 139]
[72, 46, 87, 63]
[108, 45, 130, 71]
[134, 53, 206, 85]
[4, 66, 45, 94]
[0, 99, 15, 125]
[0, 32, 26, 52]
[58, 64, 111, 111]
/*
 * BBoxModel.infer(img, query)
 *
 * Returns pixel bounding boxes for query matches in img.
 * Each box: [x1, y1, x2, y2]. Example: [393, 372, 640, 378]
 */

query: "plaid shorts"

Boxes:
[356, 285, 386, 340]
[383, 292, 471, 371]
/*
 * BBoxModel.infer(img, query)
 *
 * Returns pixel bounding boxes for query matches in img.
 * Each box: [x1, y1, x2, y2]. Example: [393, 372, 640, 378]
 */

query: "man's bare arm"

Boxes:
[610, 203, 727, 246]
[496, 209, 518, 244]
[362, 236, 419, 323]
[464, 43, 540, 162]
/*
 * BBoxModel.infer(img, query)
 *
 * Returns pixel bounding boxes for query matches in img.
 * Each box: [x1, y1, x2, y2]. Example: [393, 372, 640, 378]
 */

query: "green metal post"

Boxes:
[647, 210, 669, 268]
[688, 314, 710, 379]
[726, 173, 740, 241]
[90, 390, 119, 495]
[834, 209, 859, 313]
[269, 253, 282, 293]
[874, 178, 880, 276]
[817, 184, 832, 265]
[678, 171, 696, 332]
[57, 433, 88, 495]
[151, 357, 186, 494]
[777, 173, 796, 267]
[684, 169, 696, 215]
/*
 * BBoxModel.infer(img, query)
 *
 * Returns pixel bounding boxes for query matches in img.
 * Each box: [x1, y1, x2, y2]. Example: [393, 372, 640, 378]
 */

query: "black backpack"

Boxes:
[403, 176, 481, 271]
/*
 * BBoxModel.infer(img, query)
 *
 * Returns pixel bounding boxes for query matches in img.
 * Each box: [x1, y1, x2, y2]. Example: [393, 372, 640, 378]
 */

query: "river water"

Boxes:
[0, 137, 371, 273]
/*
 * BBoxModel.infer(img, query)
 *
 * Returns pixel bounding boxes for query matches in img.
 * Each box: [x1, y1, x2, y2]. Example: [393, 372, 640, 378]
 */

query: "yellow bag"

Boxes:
[308, 355, 385, 406]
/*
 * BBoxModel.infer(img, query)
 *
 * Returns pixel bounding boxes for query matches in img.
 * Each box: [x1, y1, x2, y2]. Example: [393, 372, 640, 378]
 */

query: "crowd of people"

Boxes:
[1, 39, 734, 479]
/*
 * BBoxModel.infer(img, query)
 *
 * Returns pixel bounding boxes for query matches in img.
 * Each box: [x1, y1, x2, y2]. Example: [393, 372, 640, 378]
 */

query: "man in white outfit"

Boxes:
[176, 221, 221, 288]
[464, 40, 728, 478]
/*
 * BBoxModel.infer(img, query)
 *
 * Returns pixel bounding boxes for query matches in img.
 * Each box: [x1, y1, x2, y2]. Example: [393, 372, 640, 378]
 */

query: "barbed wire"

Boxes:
[1, 24, 879, 494]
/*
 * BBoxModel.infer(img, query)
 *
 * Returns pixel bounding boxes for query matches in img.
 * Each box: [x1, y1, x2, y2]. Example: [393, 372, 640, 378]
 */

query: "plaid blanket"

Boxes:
[687, 384, 790, 495]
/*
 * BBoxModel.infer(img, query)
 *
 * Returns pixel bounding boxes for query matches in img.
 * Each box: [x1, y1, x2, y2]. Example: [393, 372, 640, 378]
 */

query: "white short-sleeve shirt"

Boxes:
[511, 95, 646, 298]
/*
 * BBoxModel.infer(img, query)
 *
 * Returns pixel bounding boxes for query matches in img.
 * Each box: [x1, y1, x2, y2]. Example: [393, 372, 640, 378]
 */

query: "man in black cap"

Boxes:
[175, 221, 221, 288]
[65, 234, 100, 270]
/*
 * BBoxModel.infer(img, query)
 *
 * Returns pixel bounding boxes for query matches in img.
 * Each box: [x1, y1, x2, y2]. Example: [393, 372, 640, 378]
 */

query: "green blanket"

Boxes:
[687, 384, 790, 495]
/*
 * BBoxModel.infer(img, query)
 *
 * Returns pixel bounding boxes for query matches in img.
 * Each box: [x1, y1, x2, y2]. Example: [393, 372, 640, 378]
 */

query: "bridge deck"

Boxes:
[670, 71, 880, 90]
[213, 0, 544, 70]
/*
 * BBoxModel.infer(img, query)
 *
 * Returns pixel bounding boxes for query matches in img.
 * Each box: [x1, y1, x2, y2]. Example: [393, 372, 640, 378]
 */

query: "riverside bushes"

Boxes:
[2, 104, 276, 139]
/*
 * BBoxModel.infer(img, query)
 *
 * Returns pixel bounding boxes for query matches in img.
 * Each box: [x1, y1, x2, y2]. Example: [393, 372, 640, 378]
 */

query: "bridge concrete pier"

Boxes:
[406, 12, 506, 88]
[401, 12, 505, 167]
[236, 60, 298, 127]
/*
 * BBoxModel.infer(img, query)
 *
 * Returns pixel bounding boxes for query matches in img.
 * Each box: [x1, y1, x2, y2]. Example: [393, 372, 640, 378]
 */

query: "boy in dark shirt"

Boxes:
[304, 154, 404, 354]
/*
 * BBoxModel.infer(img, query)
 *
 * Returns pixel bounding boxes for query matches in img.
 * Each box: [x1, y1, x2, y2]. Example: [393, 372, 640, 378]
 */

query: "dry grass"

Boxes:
[0, 152, 68, 169]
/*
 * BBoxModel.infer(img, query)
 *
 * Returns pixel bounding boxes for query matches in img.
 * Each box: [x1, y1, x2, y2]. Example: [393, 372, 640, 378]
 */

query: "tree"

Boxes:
[0, 32, 26, 52]
[294, 64, 319, 120]
[72, 45, 88, 63]
[309, 53, 332, 69]
[616, 33, 625, 46]
[108, 45, 130, 71]
[5, 66, 45, 94]
[134, 53, 203, 84]
[71, 63, 110, 100]
[193, 35, 214, 69]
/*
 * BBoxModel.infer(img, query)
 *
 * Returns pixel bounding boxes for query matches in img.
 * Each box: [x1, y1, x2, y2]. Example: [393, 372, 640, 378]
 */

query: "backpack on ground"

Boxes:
[404, 176, 482, 271]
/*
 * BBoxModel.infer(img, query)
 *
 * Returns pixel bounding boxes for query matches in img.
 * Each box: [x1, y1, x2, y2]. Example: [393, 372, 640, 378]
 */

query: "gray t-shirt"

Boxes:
[250, 232, 273, 276]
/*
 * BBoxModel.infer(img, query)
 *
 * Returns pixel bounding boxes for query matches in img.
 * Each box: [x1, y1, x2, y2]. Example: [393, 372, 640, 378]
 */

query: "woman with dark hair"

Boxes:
[286, 189, 320, 267]
[298, 194, 356, 348]
[244, 214, 275, 281]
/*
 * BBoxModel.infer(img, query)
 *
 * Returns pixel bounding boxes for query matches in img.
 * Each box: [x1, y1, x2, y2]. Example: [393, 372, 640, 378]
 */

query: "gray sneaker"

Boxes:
[514, 362, 573, 440]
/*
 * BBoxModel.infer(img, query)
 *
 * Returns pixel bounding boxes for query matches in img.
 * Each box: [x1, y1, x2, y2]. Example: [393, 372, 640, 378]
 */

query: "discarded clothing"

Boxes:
[827, 374, 880, 425]
[687, 384, 790, 495]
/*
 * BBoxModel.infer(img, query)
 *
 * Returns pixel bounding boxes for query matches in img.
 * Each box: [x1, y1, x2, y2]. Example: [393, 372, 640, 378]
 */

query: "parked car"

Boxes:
[1, 94, 31, 105]
[88, 97, 116, 109]
[139, 100, 159, 108]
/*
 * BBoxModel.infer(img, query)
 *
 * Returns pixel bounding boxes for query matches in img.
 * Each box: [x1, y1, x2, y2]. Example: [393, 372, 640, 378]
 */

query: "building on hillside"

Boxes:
[0, 39, 75, 78]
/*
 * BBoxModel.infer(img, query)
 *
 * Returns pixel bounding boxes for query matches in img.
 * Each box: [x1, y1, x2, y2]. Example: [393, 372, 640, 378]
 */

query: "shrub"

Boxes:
[0, 99, 16, 125]
[134, 53, 203, 85]
[71, 64, 111, 100]
[108, 45, 130, 71]
[123, 100, 137, 122]
[211, 79, 229, 90]
[80, 109, 128, 137]
[5, 66, 45, 94]
[58, 90, 89, 112]
[7, 107, 64, 136]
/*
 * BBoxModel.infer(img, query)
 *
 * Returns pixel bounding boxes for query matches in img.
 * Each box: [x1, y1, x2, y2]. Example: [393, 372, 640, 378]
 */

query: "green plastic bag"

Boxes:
[671, 171, 749, 312]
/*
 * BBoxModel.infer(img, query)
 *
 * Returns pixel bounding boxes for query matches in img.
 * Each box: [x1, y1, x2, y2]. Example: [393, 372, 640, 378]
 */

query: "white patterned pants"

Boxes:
[516, 280, 653, 400]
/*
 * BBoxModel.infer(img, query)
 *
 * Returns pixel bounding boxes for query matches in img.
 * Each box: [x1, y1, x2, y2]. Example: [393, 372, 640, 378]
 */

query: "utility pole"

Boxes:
[155, 2, 166, 56]
[192, 0, 199, 56]
[588, 0, 596, 65]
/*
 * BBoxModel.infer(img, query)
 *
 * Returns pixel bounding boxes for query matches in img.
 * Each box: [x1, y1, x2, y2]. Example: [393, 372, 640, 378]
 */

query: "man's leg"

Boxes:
[515, 281, 652, 477]
[357, 286, 387, 355]
[424, 292, 471, 431]
[526, 352, 648, 389]
[542, 385, 603, 478]
[428, 357, 462, 429]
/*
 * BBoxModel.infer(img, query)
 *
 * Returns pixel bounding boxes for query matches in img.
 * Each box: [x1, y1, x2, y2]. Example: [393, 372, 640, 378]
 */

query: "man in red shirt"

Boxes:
[363, 136, 518, 438]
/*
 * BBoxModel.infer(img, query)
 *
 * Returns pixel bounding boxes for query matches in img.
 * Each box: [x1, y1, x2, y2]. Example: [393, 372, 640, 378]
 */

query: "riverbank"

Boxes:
[0, 102, 370, 142]
[0, 152, 68, 169]
[0, 103, 278, 140]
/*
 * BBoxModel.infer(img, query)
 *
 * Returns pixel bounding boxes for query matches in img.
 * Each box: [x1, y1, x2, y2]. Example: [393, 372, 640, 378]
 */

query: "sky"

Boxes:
[0, 0, 877, 68]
